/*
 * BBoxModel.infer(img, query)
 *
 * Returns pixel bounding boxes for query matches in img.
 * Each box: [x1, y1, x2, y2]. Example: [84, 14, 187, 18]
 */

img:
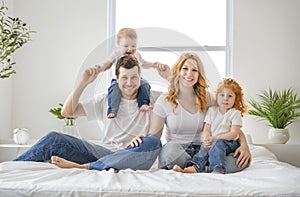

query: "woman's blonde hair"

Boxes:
[216, 78, 248, 116]
[117, 28, 138, 45]
[165, 52, 208, 113]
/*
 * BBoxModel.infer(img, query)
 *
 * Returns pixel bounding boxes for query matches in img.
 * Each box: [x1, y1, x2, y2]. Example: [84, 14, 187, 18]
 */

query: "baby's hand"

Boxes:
[139, 104, 153, 112]
[94, 64, 104, 73]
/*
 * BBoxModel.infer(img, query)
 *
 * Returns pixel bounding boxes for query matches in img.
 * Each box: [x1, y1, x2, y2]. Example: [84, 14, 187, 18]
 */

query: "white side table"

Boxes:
[257, 144, 300, 168]
[0, 139, 34, 162]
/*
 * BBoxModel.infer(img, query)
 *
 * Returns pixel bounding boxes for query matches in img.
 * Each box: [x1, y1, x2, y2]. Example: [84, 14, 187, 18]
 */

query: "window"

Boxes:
[108, 0, 232, 90]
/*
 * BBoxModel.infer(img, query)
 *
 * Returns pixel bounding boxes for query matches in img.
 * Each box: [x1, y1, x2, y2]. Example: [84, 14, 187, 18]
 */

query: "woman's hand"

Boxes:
[156, 63, 170, 80]
[234, 144, 252, 168]
[128, 135, 145, 147]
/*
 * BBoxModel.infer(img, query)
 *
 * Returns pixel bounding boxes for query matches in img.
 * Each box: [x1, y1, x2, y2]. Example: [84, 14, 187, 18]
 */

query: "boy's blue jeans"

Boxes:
[14, 131, 161, 171]
[107, 78, 151, 116]
[190, 140, 239, 173]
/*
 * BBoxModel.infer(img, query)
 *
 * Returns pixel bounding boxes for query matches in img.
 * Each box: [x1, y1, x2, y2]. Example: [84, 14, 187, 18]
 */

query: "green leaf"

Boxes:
[49, 103, 76, 124]
[248, 88, 300, 129]
[0, 0, 35, 79]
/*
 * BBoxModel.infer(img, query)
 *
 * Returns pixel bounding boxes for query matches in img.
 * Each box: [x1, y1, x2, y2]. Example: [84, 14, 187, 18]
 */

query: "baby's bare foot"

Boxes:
[139, 105, 153, 112]
[107, 112, 116, 119]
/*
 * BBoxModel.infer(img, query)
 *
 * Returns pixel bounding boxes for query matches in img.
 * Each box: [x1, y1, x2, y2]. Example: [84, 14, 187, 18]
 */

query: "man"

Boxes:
[14, 56, 167, 171]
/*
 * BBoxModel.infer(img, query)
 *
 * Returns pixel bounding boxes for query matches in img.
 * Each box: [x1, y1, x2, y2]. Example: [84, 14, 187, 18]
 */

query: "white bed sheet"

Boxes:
[0, 145, 300, 197]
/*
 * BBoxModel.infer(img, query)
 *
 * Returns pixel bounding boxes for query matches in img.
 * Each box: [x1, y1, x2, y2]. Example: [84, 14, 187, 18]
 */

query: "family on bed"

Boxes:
[14, 28, 251, 174]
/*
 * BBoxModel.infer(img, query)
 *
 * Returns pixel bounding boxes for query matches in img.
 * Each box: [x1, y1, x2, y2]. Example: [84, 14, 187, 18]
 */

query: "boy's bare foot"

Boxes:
[139, 104, 153, 112]
[107, 112, 116, 119]
[182, 166, 197, 173]
[51, 156, 88, 169]
[172, 164, 184, 172]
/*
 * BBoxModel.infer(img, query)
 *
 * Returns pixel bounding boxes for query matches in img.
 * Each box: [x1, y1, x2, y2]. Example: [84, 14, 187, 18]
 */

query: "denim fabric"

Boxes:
[14, 132, 112, 164]
[89, 134, 161, 171]
[207, 140, 239, 174]
[158, 141, 194, 169]
[14, 132, 162, 171]
[107, 78, 151, 116]
[107, 78, 120, 116]
[191, 140, 240, 173]
[137, 78, 151, 107]
[189, 145, 210, 172]
[159, 141, 246, 173]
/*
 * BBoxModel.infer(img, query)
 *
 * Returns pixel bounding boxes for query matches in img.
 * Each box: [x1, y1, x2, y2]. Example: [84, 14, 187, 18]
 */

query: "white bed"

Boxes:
[0, 145, 300, 197]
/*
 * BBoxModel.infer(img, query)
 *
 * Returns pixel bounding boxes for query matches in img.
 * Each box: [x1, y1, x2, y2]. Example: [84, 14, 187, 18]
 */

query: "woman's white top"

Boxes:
[153, 92, 215, 144]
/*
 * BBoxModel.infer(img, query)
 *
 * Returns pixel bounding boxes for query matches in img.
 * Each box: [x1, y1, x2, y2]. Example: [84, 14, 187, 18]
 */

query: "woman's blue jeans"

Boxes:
[14, 131, 162, 171]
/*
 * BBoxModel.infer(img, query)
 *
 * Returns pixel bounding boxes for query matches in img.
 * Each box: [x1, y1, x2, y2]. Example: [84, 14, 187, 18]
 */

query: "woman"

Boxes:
[131, 52, 251, 172]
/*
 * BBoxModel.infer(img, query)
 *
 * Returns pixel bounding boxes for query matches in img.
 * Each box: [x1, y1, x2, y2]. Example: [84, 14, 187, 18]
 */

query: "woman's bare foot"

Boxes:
[182, 166, 197, 173]
[107, 112, 116, 119]
[211, 171, 224, 174]
[139, 104, 153, 112]
[172, 164, 184, 172]
[51, 156, 88, 169]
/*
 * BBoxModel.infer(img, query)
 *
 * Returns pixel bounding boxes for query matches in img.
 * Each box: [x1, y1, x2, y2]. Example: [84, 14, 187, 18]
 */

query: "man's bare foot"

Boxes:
[139, 104, 153, 112]
[51, 156, 88, 169]
[182, 166, 197, 173]
[107, 112, 116, 119]
[172, 164, 184, 172]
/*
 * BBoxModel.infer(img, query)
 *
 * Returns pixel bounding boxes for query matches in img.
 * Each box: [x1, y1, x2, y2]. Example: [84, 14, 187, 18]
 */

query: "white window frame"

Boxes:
[108, 0, 232, 77]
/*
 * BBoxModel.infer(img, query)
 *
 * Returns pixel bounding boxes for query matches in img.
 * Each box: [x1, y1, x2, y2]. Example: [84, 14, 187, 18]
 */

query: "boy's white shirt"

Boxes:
[204, 106, 242, 138]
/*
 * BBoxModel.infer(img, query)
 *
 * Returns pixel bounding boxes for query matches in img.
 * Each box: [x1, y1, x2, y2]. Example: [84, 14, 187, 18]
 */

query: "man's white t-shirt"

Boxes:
[81, 91, 161, 151]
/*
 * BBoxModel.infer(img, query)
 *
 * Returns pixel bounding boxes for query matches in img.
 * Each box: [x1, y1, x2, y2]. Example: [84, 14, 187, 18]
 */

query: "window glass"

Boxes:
[116, 0, 226, 46]
[113, 0, 229, 80]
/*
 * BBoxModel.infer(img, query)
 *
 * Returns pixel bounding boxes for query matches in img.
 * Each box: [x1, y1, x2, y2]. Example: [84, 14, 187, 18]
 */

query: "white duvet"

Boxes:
[0, 145, 300, 197]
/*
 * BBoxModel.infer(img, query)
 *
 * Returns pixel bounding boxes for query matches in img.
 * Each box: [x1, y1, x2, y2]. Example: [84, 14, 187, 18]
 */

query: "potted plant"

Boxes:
[0, 0, 34, 79]
[49, 103, 77, 135]
[248, 88, 300, 143]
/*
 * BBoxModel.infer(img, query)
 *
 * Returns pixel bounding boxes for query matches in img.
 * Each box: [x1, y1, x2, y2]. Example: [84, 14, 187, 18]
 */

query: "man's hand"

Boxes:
[234, 144, 252, 168]
[81, 65, 102, 86]
[128, 135, 145, 147]
[203, 136, 213, 148]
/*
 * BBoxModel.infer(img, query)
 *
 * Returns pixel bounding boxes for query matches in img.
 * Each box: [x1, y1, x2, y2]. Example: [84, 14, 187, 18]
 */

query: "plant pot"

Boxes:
[268, 128, 290, 144]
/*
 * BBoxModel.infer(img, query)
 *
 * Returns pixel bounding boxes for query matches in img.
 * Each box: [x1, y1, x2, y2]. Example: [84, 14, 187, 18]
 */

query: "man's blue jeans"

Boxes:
[14, 132, 161, 171]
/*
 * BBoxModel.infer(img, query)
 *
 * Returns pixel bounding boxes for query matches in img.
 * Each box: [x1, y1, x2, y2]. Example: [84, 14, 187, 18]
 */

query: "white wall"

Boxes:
[1, 0, 300, 144]
[0, 0, 107, 139]
[0, 0, 13, 139]
[233, 0, 300, 144]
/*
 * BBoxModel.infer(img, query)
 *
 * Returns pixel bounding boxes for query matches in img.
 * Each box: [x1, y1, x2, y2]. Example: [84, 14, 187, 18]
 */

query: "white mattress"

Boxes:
[0, 145, 300, 197]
